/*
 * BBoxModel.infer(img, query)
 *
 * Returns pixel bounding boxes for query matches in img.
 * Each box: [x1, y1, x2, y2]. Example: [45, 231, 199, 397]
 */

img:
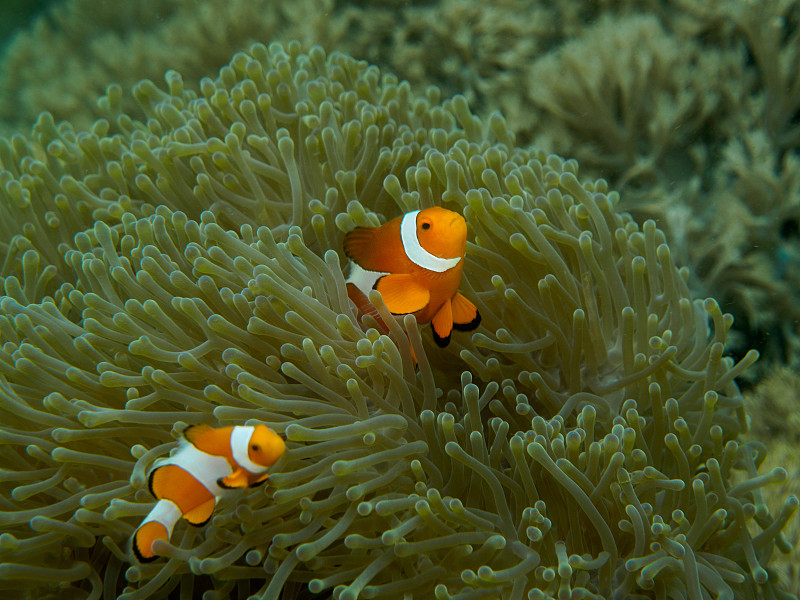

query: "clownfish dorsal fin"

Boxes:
[182, 497, 216, 527]
[375, 273, 430, 314]
[431, 298, 454, 347]
[344, 220, 406, 273]
[182, 424, 214, 448]
[451, 292, 481, 331]
[343, 227, 380, 269]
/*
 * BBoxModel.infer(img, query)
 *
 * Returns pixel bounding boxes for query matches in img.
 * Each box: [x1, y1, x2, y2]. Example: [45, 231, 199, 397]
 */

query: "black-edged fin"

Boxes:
[182, 424, 214, 447]
[431, 325, 451, 348]
[431, 297, 453, 347]
[375, 274, 430, 315]
[188, 515, 212, 528]
[453, 310, 481, 331]
[147, 468, 158, 498]
[132, 534, 159, 563]
[451, 292, 481, 331]
[249, 474, 270, 488]
[217, 469, 249, 489]
[182, 498, 215, 527]
[216, 477, 236, 490]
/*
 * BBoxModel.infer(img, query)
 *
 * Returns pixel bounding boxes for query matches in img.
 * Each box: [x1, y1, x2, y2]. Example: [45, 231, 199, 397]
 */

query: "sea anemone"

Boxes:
[0, 42, 795, 600]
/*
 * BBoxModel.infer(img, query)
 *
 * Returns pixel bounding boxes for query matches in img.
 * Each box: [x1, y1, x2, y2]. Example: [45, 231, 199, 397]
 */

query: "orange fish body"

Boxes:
[132, 424, 285, 562]
[344, 207, 480, 346]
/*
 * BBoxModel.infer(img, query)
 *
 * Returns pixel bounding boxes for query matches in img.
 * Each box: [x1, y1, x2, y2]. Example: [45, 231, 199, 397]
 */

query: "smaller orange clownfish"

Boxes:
[344, 207, 480, 347]
[132, 424, 285, 562]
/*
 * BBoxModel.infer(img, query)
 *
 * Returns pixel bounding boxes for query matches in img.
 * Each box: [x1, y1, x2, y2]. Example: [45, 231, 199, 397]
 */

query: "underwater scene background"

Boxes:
[1, 0, 799, 598]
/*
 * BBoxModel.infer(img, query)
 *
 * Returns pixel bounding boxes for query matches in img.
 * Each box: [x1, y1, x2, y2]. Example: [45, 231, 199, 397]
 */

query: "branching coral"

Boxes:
[0, 0, 552, 143]
[744, 368, 800, 592]
[0, 43, 796, 599]
[683, 129, 800, 374]
[526, 14, 737, 189]
[383, 0, 550, 138]
[730, 0, 800, 150]
[0, 0, 339, 133]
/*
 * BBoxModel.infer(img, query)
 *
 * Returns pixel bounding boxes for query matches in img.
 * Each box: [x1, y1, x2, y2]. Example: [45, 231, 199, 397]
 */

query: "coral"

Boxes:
[0, 0, 339, 133]
[681, 0, 800, 374]
[730, 0, 800, 150]
[525, 14, 736, 189]
[380, 0, 552, 139]
[0, 0, 552, 142]
[513, 0, 800, 378]
[685, 129, 800, 375]
[744, 367, 800, 444]
[0, 42, 797, 600]
[744, 368, 800, 592]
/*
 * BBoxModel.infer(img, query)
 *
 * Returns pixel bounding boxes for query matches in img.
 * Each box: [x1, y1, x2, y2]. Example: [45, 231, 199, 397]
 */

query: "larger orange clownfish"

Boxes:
[344, 207, 480, 346]
[132, 424, 285, 562]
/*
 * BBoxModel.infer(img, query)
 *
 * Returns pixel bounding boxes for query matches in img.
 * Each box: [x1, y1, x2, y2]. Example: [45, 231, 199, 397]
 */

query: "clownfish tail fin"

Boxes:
[133, 522, 166, 563]
[132, 499, 181, 563]
[346, 283, 389, 333]
[451, 293, 481, 332]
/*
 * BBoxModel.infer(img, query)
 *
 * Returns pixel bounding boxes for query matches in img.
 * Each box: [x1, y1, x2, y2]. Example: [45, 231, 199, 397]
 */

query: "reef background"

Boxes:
[1, 0, 799, 597]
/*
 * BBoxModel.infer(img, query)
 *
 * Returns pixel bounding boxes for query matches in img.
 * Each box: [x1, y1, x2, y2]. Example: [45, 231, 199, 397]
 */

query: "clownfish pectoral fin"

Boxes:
[182, 498, 216, 527]
[451, 293, 481, 331]
[431, 299, 454, 348]
[376, 274, 430, 315]
[133, 521, 168, 563]
[249, 473, 270, 488]
[218, 468, 249, 489]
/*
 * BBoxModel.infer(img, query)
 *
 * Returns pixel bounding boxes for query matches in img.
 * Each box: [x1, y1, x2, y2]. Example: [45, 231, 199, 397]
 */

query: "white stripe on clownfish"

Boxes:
[231, 426, 270, 475]
[133, 424, 285, 562]
[154, 441, 232, 496]
[400, 210, 462, 272]
[139, 498, 182, 539]
[345, 262, 389, 296]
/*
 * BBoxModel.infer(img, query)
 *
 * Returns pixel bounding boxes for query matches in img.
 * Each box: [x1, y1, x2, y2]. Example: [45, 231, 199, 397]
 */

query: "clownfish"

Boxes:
[344, 207, 480, 347]
[132, 424, 285, 562]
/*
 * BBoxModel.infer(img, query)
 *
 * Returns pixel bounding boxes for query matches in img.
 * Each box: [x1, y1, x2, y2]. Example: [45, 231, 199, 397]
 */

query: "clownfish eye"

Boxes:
[251, 444, 260, 452]
[421, 221, 431, 230]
